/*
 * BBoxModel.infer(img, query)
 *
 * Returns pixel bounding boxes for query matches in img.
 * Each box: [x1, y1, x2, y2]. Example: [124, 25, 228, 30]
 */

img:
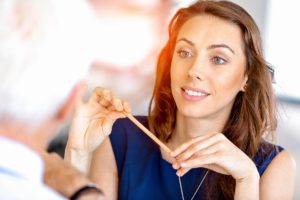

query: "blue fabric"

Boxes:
[254, 141, 284, 175]
[110, 116, 284, 200]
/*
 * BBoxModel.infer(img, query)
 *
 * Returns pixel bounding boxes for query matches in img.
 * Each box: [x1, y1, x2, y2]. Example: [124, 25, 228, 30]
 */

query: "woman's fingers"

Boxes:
[172, 142, 220, 170]
[174, 140, 237, 176]
[176, 167, 191, 177]
[89, 87, 105, 103]
[123, 101, 131, 113]
[111, 96, 132, 113]
[176, 151, 231, 176]
[171, 134, 232, 176]
[172, 133, 257, 180]
[174, 134, 221, 163]
[98, 97, 110, 108]
[176, 163, 227, 177]
[170, 132, 217, 157]
[89, 87, 113, 105]
[102, 89, 112, 101]
[182, 152, 218, 169]
[88, 87, 131, 114]
[101, 117, 117, 136]
[181, 143, 222, 167]
[111, 96, 124, 111]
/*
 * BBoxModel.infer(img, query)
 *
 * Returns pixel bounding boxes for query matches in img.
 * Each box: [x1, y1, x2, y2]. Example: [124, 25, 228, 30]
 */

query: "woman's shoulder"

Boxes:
[111, 115, 147, 130]
[254, 141, 293, 175]
[109, 115, 158, 163]
[258, 144, 296, 198]
[110, 115, 149, 142]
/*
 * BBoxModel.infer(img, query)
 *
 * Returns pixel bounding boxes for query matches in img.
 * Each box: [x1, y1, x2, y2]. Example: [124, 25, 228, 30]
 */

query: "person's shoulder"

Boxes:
[270, 149, 296, 169]
[259, 148, 296, 199]
[109, 115, 157, 170]
[110, 115, 150, 146]
[255, 141, 284, 158]
[262, 145, 296, 175]
[112, 115, 148, 130]
[254, 141, 285, 175]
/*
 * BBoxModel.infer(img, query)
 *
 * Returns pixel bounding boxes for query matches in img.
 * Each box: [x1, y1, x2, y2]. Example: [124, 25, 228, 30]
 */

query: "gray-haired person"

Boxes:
[0, 0, 102, 199]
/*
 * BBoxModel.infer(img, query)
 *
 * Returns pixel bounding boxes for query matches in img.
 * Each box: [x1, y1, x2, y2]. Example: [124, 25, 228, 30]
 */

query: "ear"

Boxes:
[54, 82, 87, 123]
[241, 75, 248, 92]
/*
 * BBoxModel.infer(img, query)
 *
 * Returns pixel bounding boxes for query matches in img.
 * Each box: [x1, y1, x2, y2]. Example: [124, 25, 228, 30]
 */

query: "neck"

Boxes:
[169, 112, 228, 148]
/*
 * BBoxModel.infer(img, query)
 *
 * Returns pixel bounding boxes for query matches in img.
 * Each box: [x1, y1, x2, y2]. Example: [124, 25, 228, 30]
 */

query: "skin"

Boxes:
[169, 14, 248, 147]
[65, 87, 129, 199]
[43, 152, 104, 200]
[1, 83, 104, 200]
[65, 14, 296, 200]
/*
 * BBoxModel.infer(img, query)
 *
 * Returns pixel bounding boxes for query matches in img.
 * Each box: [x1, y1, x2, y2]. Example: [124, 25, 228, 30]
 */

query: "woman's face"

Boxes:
[171, 14, 248, 120]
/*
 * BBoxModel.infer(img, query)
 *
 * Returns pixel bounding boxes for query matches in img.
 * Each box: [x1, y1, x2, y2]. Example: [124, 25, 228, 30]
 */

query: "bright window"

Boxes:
[265, 1, 300, 101]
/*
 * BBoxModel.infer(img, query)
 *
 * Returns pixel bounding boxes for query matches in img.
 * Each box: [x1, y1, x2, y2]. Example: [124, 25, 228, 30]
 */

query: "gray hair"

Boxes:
[0, 0, 97, 126]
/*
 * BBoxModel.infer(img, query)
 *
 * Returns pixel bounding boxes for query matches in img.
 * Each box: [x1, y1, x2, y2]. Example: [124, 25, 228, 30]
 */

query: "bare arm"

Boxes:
[64, 87, 128, 199]
[43, 152, 104, 200]
[89, 138, 119, 200]
[64, 143, 93, 175]
[260, 150, 296, 200]
[64, 87, 130, 174]
[234, 169, 260, 200]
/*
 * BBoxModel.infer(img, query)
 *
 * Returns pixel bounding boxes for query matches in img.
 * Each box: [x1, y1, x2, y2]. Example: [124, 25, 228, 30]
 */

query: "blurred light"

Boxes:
[94, 12, 156, 69]
[265, 0, 300, 100]
[170, 0, 196, 11]
[128, 0, 161, 7]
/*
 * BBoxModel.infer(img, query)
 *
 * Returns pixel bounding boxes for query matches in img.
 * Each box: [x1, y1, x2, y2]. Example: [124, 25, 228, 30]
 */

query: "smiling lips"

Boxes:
[181, 86, 210, 101]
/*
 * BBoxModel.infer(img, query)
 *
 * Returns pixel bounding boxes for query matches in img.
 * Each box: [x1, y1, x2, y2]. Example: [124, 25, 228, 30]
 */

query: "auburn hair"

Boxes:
[148, 0, 276, 199]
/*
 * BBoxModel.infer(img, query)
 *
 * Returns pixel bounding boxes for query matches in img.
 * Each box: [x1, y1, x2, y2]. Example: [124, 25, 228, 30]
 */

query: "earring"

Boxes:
[241, 84, 247, 92]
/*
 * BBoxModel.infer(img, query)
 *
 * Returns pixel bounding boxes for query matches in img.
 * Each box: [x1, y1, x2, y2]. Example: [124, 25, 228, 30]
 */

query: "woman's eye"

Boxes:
[177, 50, 192, 58]
[211, 56, 227, 65]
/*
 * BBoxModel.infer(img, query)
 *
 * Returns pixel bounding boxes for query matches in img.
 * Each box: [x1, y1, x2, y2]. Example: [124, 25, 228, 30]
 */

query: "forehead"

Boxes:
[176, 14, 244, 53]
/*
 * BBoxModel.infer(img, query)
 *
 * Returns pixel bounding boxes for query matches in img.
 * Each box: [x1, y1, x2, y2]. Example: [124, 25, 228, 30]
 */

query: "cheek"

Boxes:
[170, 64, 177, 94]
[170, 62, 183, 85]
[213, 70, 245, 96]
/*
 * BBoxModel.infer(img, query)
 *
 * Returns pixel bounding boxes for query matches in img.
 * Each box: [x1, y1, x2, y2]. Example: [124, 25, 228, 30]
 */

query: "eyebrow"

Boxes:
[176, 38, 195, 47]
[176, 38, 235, 54]
[208, 44, 235, 54]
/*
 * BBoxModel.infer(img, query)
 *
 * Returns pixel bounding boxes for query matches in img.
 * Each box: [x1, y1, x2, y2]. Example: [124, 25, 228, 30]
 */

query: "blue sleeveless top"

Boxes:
[109, 116, 284, 200]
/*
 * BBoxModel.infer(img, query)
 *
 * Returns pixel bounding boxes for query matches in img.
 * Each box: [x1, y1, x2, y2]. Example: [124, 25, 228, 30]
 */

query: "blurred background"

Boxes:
[46, 0, 300, 198]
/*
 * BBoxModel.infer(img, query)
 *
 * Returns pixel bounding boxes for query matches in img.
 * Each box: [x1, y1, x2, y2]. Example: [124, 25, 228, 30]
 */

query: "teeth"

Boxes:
[184, 89, 206, 97]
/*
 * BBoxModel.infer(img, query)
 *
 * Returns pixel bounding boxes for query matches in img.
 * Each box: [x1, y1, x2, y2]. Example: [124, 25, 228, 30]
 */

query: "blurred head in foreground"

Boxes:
[0, 0, 97, 149]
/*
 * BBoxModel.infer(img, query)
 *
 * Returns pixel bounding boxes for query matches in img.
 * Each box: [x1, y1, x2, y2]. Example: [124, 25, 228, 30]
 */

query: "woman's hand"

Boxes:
[67, 87, 131, 152]
[171, 132, 259, 182]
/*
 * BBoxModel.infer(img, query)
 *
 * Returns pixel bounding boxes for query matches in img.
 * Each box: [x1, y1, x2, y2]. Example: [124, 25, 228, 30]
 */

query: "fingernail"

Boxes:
[173, 163, 179, 169]
[181, 162, 186, 167]
[176, 171, 182, 177]
[171, 151, 179, 157]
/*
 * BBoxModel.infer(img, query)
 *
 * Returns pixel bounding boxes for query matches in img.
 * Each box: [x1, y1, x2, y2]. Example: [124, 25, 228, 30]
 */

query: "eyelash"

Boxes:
[176, 49, 193, 58]
[176, 49, 228, 65]
[211, 56, 227, 65]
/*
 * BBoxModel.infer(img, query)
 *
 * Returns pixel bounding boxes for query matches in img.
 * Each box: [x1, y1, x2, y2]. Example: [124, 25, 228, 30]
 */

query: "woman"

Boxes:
[65, 1, 296, 199]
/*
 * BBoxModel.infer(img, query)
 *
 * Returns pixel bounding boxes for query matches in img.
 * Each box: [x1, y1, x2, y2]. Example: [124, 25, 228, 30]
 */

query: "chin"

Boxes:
[178, 106, 206, 118]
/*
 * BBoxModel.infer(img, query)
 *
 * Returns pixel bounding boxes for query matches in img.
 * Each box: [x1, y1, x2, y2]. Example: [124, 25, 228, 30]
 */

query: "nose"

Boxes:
[188, 60, 206, 81]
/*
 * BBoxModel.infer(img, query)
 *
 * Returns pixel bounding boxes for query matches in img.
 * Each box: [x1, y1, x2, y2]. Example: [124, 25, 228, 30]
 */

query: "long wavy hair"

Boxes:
[148, 0, 276, 199]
